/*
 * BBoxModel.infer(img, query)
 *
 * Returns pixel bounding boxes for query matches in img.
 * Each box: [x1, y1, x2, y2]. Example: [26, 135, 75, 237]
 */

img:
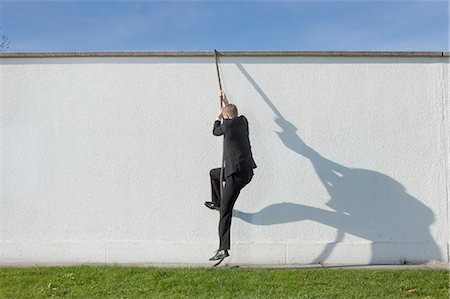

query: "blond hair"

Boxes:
[222, 103, 238, 118]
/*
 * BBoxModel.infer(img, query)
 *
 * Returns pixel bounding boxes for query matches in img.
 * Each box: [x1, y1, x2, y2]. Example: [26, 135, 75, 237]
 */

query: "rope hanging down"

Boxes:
[214, 49, 226, 198]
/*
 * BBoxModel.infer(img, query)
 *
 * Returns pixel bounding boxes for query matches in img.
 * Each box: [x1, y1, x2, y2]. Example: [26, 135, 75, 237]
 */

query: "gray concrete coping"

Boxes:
[0, 50, 448, 58]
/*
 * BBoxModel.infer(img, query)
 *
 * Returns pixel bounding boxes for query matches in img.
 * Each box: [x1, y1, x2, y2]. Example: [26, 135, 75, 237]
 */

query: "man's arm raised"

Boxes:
[213, 107, 226, 136]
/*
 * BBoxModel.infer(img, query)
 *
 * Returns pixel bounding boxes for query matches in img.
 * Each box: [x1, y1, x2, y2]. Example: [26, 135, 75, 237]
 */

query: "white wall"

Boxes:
[1, 54, 449, 265]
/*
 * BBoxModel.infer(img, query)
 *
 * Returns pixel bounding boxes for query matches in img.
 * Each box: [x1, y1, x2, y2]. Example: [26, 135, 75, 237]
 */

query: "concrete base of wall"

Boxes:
[2, 241, 447, 265]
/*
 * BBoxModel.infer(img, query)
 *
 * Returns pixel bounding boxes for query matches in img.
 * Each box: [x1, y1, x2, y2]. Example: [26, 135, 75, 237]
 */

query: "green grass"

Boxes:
[0, 265, 448, 298]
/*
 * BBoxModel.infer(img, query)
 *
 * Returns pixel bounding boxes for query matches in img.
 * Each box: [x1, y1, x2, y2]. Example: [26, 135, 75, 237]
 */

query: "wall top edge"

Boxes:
[0, 51, 448, 58]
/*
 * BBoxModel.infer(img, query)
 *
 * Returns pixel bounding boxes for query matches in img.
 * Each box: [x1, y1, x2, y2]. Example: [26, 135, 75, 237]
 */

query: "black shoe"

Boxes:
[204, 201, 220, 211]
[209, 249, 229, 261]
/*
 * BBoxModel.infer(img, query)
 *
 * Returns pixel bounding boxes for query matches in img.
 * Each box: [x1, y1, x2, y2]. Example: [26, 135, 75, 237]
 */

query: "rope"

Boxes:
[214, 49, 225, 198]
[214, 50, 223, 94]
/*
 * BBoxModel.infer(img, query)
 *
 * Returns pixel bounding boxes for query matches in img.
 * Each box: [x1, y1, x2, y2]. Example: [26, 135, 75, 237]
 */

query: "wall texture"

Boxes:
[1, 52, 449, 265]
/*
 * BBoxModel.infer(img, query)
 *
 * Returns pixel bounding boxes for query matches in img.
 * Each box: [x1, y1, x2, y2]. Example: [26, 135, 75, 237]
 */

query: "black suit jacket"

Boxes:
[213, 115, 257, 178]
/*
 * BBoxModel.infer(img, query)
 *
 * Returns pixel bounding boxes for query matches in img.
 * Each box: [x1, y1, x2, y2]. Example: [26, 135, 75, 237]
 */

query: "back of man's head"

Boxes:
[223, 103, 238, 119]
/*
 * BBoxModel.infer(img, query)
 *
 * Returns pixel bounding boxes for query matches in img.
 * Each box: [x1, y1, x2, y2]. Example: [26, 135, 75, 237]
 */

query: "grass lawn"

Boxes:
[0, 265, 448, 298]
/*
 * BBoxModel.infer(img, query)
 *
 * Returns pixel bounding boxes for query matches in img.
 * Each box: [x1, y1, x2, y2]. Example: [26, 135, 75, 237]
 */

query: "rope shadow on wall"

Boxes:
[233, 63, 442, 264]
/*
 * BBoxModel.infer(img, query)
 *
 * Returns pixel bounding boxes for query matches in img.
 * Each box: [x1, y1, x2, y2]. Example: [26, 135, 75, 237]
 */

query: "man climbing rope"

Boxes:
[205, 91, 257, 261]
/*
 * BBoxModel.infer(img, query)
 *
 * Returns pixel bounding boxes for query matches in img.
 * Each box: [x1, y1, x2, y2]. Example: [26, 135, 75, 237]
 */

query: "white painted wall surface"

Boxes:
[1, 55, 449, 265]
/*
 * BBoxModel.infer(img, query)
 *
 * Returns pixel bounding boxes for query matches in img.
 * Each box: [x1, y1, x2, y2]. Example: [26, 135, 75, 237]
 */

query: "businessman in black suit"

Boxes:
[206, 91, 257, 261]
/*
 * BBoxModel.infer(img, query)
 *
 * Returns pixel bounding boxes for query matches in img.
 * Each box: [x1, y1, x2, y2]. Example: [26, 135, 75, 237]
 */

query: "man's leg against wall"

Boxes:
[210, 168, 225, 207]
[218, 176, 242, 250]
[218, 171, 254, 250]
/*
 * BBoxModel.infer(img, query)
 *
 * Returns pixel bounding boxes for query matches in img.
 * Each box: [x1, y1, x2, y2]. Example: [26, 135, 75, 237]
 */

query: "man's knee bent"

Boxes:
[210, 168, 221, 178]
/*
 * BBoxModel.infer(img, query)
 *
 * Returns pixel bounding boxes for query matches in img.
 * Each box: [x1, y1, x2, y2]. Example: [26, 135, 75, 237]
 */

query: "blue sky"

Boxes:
[1, 1, 448, 52]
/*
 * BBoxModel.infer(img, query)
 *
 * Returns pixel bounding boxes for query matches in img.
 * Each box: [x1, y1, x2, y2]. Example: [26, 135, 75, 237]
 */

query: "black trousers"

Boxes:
[210, 167, 254, 250]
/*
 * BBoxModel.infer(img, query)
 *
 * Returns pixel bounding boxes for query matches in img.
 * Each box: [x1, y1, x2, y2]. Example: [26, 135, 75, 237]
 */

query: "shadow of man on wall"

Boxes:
[233, 63, 442, 264]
